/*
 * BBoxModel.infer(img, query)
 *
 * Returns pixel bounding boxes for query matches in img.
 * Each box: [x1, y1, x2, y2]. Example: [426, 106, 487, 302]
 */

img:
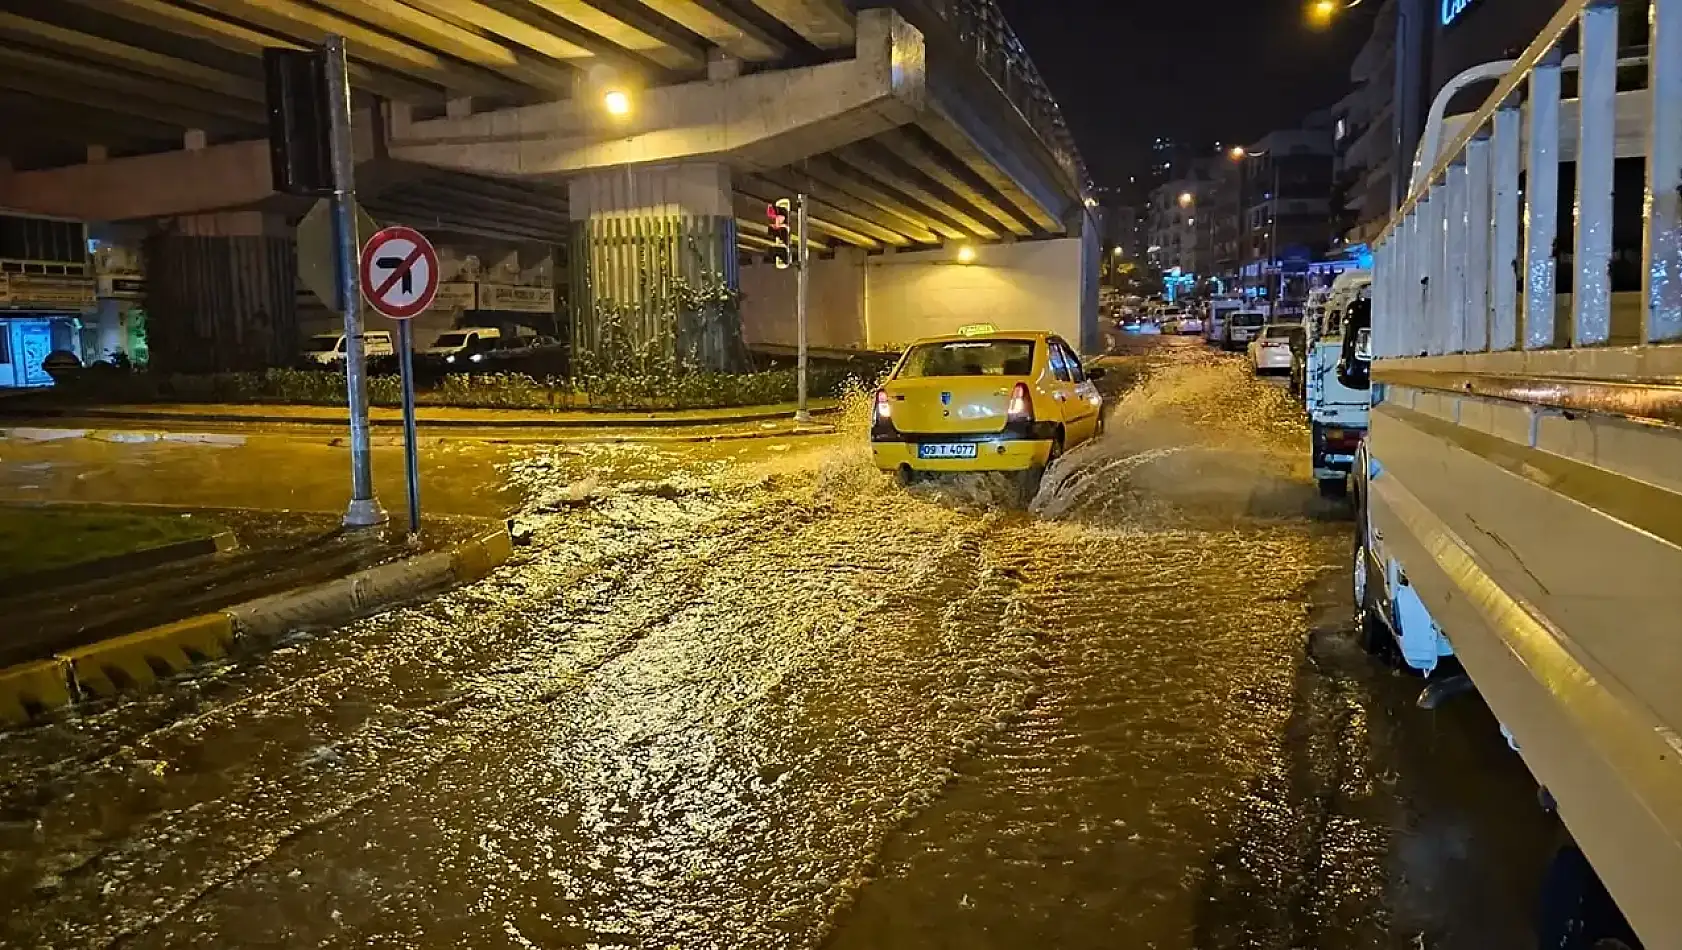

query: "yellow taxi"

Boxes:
[871, 326, 1106, 497]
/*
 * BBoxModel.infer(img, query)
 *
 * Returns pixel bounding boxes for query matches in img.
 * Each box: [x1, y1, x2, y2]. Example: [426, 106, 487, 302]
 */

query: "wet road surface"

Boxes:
[0, 339, 1554, 948]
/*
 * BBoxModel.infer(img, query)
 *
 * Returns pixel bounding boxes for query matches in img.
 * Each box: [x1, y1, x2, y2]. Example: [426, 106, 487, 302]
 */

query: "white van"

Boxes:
[420, 326, 506, 359]
[302, 331, 395, 365]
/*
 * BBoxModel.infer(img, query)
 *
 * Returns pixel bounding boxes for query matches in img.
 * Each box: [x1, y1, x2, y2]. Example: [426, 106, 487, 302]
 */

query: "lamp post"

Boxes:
[1230, 147, 1281, 308]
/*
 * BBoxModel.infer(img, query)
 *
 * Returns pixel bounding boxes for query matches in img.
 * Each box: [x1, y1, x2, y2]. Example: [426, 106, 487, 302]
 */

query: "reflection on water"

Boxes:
[0, 344, 1544, 949]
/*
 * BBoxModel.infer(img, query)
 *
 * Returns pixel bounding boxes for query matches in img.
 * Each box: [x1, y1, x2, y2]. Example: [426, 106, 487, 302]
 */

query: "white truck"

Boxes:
[1354, 4, 1681, 945]
[1301, 270, 1371, 497]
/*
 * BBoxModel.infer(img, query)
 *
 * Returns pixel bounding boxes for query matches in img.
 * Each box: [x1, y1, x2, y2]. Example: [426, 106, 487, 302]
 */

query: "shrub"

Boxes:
[35, 363, 890, 413]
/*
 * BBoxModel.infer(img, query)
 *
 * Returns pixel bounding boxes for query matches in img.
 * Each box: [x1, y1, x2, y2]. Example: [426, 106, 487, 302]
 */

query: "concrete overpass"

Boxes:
[0, 0, 1096, 373]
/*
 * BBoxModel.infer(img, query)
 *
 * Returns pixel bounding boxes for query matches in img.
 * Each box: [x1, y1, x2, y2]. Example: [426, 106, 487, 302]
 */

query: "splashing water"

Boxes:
[1029, 352, 1320, 528]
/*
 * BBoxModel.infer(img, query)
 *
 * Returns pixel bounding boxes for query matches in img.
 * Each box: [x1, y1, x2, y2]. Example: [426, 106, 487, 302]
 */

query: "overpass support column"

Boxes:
[567, 162, 745, 373]
[143, 212, 299, 373]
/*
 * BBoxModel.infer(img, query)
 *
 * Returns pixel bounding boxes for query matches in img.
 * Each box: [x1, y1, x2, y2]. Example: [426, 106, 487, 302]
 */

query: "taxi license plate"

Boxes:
[918, 443, 978, 460]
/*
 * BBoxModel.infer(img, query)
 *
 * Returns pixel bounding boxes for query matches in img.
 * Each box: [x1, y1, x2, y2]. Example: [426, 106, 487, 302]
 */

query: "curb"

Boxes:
[0, 522, 513, 725]
[0, 402, 842, 430]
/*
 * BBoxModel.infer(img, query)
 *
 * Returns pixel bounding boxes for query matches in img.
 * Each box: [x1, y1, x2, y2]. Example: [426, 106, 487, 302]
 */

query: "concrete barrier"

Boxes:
[0, 522, 514, 724]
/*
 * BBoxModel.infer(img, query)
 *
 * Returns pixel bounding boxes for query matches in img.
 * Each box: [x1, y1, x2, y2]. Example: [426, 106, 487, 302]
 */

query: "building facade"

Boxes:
[1236, 117, 1336, 303]
[1332, 0, 1399, 244]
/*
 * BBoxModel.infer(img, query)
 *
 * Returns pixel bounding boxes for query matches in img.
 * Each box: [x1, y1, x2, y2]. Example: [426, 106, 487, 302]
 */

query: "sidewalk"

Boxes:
[0, 399, 841, 430]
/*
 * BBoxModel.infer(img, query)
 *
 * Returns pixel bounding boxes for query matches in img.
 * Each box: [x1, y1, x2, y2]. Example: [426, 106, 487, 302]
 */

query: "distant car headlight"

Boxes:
[470, 353, 484, 363]
[445, 354, 456, 363]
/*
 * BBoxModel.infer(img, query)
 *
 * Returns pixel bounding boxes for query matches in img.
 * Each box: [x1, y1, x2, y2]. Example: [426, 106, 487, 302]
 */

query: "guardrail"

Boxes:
[1373, 0, 1680, 358]
[917, 0, 1091, 192]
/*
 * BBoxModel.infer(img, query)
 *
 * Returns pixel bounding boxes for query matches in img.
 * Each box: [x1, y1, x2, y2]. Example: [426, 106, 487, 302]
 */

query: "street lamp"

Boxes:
[1308, 0, 1363, 26]
[1177, 191, 1194, 208]
[603, 89, 631, 116]
[957, 245, 977, 264]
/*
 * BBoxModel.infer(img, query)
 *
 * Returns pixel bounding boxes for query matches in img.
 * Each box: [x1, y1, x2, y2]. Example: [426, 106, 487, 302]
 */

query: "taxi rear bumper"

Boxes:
[871, 423, 1059, 473]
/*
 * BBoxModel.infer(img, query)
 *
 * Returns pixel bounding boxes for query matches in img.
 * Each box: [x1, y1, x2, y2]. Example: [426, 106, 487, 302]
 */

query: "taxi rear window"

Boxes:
[899, 340, 1035, 378]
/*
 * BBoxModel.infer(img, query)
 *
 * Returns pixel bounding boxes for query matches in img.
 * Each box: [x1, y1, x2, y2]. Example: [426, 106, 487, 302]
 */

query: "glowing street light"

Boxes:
[603, 89, 631, 116]
[1229, 146, 1248, 161]
[1177, 192, 1194, 208]
[1308, 0, 1362, 26]
[957, 245, 977, 264]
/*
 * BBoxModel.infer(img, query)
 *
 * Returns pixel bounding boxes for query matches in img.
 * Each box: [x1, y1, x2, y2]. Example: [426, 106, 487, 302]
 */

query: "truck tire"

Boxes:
[1318, 476, 1348, 498]
[1535, 843, 1641, 950]
[1354, 518, 1400, 666]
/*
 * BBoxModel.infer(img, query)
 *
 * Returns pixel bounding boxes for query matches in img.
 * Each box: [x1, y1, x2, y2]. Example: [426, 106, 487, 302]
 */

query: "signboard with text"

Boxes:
[0, 274, 98, 312]
[432, 281, 477, 311]
[478, 283, 554, 313]
[97, 276, 146, 300]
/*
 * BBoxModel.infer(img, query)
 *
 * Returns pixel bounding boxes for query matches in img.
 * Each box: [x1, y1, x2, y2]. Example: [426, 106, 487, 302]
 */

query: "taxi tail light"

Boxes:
[871, 389, 897, 439]
[1007, 382, 1034, 424]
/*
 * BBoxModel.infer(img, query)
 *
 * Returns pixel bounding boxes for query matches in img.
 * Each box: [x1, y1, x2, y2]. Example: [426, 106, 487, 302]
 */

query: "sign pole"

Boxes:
[325, 35, 385, 527]
[360, 224, 438, 540]
[396, 319, 421, 537]
[794, 192, 812, 424]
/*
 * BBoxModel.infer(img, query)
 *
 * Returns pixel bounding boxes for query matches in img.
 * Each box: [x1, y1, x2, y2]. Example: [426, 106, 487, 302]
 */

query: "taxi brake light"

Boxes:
[874, 389, 892, 421]
[1007, 382, 1033, 423]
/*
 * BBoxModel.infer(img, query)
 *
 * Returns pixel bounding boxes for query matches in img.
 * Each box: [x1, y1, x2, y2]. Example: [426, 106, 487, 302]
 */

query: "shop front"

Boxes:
[0, 274, 95, 388]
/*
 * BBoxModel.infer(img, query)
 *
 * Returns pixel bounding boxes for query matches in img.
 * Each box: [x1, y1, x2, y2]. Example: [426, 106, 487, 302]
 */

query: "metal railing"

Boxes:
[1373, 0, 1681, 359]
[916, 0, 1091, 192]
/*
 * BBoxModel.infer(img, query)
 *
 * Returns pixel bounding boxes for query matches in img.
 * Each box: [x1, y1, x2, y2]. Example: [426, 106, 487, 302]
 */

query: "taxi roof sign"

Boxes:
[957, 323, 997, 337]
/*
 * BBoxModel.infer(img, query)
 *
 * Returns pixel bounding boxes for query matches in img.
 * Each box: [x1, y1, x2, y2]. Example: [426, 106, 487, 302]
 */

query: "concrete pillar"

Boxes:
[566, 162, 744, 372]
[144, 212, 298, 373]
[707, 49, 742, 81]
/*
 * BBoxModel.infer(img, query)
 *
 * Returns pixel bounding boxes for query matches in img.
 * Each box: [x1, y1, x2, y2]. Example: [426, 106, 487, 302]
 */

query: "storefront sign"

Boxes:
[0, 274, 98, 312]
[96, 276, 146, 299]
[432, 281, 477, 311]
[478, 283, 554, 313]
[1441, 0, 1481, 26]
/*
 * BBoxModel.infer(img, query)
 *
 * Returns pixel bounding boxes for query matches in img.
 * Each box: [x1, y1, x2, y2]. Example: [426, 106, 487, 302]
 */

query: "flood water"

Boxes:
[0, 338, 1552, 949]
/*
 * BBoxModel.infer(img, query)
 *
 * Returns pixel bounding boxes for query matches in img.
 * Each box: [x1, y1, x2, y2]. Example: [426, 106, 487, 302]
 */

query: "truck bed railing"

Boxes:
[1374, 0, 1682, 360]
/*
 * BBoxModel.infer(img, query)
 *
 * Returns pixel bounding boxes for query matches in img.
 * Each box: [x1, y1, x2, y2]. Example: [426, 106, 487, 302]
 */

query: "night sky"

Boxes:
[997, 0, 1379, 188]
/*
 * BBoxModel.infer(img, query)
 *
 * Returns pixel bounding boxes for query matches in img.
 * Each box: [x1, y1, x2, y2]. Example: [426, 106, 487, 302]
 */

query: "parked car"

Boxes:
[1221, 310, 1266, 351]
[421, 326, 509, 361]
[1248, 324, 1300, 375]
[302, 331, 395, 366]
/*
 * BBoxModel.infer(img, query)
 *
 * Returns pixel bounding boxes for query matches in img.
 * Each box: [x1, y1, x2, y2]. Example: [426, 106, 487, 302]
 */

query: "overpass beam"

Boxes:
[567, 162, 746, 372]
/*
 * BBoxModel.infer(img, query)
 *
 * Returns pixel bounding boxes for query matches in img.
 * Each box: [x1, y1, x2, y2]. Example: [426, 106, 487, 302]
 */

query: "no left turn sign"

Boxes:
[360, 225, 439, 320]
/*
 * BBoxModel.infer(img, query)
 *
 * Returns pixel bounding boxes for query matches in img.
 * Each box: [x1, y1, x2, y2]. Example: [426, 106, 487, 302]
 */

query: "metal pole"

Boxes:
[325, 35, 385, 527]
[1269, 164, 1281, 312]
[397, 319, 421, 537]
[794, 192, 812, 424]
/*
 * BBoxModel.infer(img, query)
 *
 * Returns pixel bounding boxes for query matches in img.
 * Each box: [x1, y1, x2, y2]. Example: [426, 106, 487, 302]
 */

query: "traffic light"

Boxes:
[263, 47, 334, 196]
[768, 198, 794, 269]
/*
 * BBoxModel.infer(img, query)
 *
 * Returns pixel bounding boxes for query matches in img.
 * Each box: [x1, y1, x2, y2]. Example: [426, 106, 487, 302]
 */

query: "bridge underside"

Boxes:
[0, 0, 1095, 370]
